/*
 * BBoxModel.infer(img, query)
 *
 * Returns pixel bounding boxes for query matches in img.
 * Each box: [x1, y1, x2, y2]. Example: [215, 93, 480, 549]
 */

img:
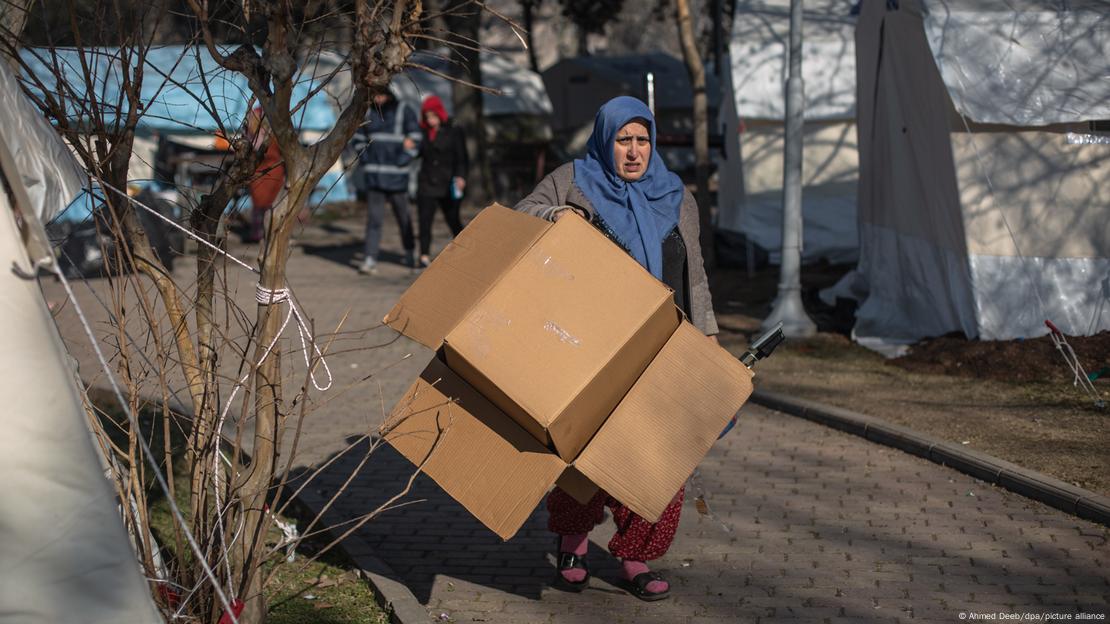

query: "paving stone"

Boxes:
[45, 217, 1110, 624]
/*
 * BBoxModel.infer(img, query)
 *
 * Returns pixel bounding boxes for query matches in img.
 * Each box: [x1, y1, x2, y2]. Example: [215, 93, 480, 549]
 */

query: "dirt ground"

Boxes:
[709, 263, 1110, 499]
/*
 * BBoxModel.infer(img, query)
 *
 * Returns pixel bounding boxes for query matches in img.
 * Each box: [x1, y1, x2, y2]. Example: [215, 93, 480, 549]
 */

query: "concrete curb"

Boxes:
[294, 488, 431, 624]
[751, 389, 1110, 527]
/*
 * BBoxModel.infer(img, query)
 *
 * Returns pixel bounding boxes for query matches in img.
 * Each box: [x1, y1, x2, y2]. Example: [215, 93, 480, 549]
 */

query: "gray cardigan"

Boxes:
[514, 162, 718, 336]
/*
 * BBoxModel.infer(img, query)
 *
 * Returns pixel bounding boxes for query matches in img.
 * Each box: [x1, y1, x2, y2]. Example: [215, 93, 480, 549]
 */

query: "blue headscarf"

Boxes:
[573, 96, 685, 280]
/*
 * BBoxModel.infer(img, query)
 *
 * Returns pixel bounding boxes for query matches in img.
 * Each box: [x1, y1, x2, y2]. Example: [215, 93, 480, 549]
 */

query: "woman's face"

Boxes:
[612, 120, 651, 182]
[425, 111, 442, 128]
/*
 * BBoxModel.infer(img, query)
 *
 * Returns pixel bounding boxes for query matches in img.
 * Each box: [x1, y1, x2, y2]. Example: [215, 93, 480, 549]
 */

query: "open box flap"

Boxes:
[383, 205, 550, 349]
[573, 322, 754, 522]
[384, 357, 566, 540]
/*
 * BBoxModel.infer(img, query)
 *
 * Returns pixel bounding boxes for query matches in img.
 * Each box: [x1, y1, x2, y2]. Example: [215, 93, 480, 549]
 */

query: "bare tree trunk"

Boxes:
[522, 0, 539, 72]
[674, 0, 715, 268]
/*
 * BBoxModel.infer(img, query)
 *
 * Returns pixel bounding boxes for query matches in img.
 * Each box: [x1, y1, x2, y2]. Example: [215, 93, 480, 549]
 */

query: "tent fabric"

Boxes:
[826, 0, 1110, 345]
[719, 1, 860, 265]
[392, 50, 553, 118]
[20, 46, 339, 133]
[923, 0, 1110, 126]
[734, 182, 859, 265]
[1, 59, 85, 222]
[970, 254, 1110, 340]
[0, 146, 161, 623]
[542, 52, 720, 135]
[730, 0, 857, 121]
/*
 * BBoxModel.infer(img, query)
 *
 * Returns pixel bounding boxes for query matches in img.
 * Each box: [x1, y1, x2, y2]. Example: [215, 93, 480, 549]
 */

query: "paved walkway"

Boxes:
[45, 216, 1110, 623]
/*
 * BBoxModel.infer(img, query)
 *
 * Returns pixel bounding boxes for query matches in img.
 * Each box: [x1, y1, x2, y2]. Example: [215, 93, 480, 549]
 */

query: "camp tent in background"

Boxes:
[541, 52, 721, 178]
[717, 0, 859, 265]
[0, 59, 161, 624]
[390, 50, 555, 201]
[20, 45, 352, 221]
[824, 0, 1110, 348]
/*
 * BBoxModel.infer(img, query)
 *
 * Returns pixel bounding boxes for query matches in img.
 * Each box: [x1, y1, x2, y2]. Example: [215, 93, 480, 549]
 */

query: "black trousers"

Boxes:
[416, 194, 464, 256]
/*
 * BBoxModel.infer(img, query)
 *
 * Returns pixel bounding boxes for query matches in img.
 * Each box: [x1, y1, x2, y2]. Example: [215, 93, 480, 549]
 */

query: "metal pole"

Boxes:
[646, 72, 656, 114]
[762, 0, 816, 337]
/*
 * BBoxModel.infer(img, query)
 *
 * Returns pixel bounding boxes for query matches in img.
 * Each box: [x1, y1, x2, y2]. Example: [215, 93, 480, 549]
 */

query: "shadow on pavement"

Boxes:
[300, 241, 412, 272]
[291, 436, 565, 603]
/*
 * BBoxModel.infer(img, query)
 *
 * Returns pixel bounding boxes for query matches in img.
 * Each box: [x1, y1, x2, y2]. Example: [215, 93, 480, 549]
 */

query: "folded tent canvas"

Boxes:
[823, 0, 1110, 346]
[0, 60, 160, 623]
[382, 205, 754, 540]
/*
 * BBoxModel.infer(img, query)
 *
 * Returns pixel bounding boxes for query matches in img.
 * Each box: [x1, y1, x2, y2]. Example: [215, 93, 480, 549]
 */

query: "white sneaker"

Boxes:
[358, 258, 378, 275]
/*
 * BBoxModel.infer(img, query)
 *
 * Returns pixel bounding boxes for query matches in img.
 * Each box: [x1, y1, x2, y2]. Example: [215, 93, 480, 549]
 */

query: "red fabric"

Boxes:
[247, 106, 286, 210]
[546, 486, 685, 561]
[249, 159, 285, 209]
[420, 95, 449, 141]
[217, 598, 245, 624]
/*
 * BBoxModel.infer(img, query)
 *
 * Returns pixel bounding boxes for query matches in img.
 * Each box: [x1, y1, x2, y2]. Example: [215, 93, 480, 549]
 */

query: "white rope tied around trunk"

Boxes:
[98, 180, 336, 605]
[254, 284, 333, 392]
[210, 283, 334, 595]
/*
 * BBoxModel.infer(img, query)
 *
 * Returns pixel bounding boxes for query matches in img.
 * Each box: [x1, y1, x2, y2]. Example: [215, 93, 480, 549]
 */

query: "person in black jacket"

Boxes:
[415, 94, 468, 268]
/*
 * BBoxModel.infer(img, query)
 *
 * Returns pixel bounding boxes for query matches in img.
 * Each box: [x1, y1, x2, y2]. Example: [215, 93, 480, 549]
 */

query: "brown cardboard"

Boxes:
[383, 205, 549, 349]
[555, 466, 600, 505]
[383, 205, 755, 540]
[443, 214, 677, 460]
[384, 356, 566, 540]
[574, 322, 754, 522]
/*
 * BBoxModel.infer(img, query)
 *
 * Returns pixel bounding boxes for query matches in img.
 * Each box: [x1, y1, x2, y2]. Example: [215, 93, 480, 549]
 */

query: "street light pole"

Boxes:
[762, 0, 817, 337]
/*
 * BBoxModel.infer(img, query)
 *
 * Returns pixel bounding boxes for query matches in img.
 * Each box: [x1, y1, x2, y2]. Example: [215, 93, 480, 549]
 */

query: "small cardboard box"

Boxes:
[383, 205, 753, 539]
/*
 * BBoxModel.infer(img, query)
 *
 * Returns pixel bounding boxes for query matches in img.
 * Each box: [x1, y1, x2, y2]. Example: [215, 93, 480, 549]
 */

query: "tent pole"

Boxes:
[763, 0, 816, 337]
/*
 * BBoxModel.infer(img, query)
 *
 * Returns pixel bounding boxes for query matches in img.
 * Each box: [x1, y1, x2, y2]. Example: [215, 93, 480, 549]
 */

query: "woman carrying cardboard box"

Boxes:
[514, 95, 719, 602]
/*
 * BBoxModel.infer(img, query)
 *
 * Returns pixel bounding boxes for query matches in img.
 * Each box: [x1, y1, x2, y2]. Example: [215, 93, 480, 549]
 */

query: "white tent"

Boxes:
[392, 50, 554, 128]
[0, 61, 161, 622]
[718, 0, 860, 265]
[825, 0, 1110, 345]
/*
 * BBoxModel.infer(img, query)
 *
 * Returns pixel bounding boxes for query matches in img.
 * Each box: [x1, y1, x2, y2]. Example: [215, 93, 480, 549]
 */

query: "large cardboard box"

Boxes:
[383, 205, 753, 539]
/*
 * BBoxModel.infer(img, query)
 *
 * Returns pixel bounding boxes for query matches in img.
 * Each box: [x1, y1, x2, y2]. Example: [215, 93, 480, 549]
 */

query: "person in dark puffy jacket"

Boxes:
[415, 95, 469, 268]
[349, 90, 421, 274]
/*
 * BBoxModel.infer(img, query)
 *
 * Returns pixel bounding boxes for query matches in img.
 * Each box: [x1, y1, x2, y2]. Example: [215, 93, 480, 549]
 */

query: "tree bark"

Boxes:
[522, 0, 539, 72]
[674, 0, 715, 268]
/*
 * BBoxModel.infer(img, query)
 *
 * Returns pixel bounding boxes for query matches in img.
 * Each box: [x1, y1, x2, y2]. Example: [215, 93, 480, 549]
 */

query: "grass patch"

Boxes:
[88, 390, 390, 623]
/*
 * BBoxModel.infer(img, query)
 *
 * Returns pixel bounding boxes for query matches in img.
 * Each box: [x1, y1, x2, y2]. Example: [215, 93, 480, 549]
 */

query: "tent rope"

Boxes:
[94, 179, 336, 607]
[51, 262, 240, 622]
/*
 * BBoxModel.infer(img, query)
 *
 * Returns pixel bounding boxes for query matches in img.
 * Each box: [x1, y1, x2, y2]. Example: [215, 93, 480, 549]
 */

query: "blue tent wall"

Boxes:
[23, 46, 353, 213]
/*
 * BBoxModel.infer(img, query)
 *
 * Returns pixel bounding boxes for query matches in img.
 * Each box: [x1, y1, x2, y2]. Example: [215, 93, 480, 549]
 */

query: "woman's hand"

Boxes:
[554, 206, 587, 222]
[454, 177, 466, 192]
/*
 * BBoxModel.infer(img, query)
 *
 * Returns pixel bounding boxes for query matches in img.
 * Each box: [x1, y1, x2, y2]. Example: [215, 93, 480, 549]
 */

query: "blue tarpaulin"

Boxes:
[24, 46, 354, 217]
[20, 46, 338, 133]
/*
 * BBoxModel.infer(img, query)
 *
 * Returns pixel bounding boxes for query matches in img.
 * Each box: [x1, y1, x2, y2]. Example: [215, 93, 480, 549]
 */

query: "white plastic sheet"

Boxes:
[733, 183, 859, 265]
[0, 192, 161, 623]
[924, 1, 1110, 126]
[729, 0, 858, 121]
[970, 254, 1110, 340]
[0, 61, 85, 223]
